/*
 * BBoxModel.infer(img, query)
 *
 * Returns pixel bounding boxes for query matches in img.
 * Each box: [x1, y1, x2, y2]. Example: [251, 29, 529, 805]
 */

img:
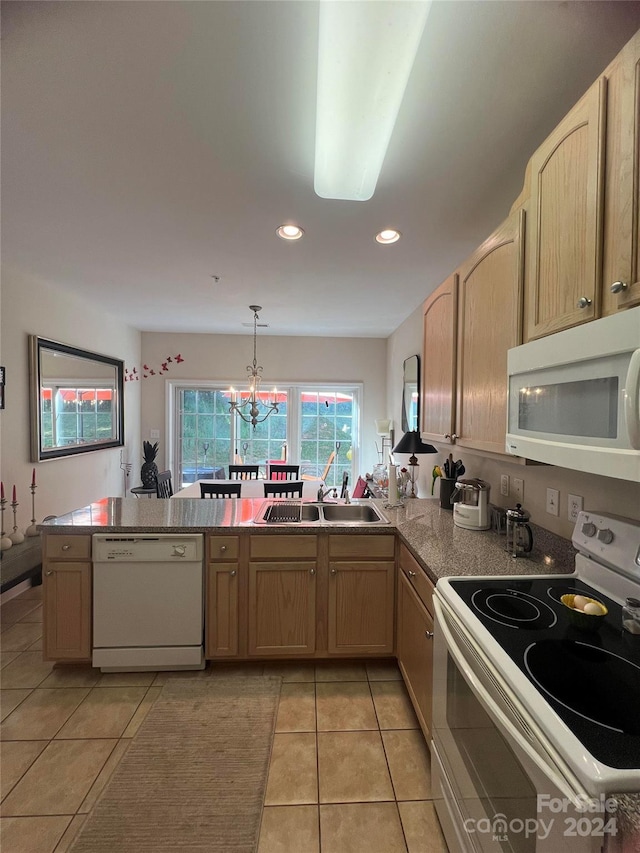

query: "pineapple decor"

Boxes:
[141, 441, 159, 489]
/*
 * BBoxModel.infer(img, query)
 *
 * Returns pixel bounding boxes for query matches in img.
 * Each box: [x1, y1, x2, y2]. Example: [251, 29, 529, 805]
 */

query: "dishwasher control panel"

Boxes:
[93, 534, 203, 562]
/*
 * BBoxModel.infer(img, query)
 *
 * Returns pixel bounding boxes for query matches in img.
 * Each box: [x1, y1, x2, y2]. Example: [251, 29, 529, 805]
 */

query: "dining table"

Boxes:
[173, 477, 325, 501]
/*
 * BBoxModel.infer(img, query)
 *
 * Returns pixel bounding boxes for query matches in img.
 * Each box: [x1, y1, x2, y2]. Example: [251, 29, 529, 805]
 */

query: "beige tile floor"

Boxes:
[0, 584, 448, 853]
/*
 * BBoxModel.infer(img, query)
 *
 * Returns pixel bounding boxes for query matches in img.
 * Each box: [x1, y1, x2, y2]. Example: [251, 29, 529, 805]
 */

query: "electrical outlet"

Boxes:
[513, 478, 524, 501]
[568, 494, 583, 522]
[500, 475, 510, 497]
[546, 488, 560, 516]
[150, 429, 160, 439]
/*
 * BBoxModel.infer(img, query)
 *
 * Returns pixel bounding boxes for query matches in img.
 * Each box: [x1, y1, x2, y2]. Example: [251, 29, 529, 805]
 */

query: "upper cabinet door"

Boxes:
[602, 31, 640, 314]
[421, 273, 458, 444]
[526, 77, 607, 340]
[456, 209, 525, 455]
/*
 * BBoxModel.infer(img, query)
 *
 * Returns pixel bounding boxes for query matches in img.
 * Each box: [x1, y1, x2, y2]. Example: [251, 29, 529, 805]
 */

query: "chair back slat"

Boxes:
[229, 465, 260, 480]
[267, 464, 300, 481]
[200, 482, 242, 499]
[156, 470, 173, 499]
[263, 481, 304, 498]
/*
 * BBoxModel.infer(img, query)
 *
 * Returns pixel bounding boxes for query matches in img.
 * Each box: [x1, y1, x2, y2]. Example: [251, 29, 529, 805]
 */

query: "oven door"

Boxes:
[432, 597, 604, 853]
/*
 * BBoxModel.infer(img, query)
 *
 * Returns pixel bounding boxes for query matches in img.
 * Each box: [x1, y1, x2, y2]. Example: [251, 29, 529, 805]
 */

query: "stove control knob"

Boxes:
[581, 522, 597, 537]
[597, 528, 614, 545]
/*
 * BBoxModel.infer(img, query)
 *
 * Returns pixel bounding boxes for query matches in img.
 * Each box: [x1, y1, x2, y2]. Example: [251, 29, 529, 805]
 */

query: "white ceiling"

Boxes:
[3, 1, 640, 338]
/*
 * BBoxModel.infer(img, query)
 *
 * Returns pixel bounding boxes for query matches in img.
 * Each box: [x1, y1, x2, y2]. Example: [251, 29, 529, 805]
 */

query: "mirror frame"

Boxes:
[401, 354, 420, 433]
[29, 336, 125, 462]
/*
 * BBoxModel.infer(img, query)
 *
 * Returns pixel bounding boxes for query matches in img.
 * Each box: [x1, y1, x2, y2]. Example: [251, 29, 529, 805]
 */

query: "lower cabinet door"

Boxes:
[248, 562, 316, 656]
[43, 562, 92, 660]
[328, 561, 395, 655]
[397, 571, 434, 739]
[206, 563, 239, 658]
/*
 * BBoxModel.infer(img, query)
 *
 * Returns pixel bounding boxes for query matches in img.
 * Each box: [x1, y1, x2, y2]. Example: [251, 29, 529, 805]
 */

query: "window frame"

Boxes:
[166, 379, 362, 487]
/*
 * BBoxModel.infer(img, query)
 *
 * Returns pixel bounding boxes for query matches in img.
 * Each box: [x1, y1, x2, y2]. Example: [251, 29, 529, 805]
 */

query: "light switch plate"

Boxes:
[500, 475, 509, 497]
[513, 478, 524, 501]
[568, 494, 583, 522]
[546, 488, 560, 516]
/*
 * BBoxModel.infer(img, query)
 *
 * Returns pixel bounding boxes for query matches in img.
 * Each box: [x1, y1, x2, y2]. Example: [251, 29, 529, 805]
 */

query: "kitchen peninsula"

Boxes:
[40, 496, 575, 670]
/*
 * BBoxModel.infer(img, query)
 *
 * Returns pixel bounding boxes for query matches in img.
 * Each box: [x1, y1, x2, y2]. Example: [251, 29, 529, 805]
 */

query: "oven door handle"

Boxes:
[434, 598, 590, 807]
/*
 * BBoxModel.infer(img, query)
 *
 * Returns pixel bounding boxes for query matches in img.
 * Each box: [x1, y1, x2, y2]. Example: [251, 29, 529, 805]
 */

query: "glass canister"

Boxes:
[622, 597, 640, 635]
[372, 463, 389, 495]
[505, 503, 534, 557]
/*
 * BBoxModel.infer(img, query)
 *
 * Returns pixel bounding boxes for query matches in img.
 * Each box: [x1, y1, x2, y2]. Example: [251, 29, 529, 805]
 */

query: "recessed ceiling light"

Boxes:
[375, 229, 401, 245]
[276, 224, 304, 241]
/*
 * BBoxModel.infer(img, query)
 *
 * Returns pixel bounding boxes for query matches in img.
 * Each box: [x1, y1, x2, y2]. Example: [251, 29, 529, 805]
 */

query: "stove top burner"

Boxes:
[546, 584, 590, 605]
[524, 639, 640, 735]
[470, 587, 557, 629]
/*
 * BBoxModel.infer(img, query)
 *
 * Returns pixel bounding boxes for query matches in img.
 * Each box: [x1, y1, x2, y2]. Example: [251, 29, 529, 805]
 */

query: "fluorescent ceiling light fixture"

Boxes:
[276, 224, 304, 240]
[314, 0, 431, 202]
[376, 229, 401, 245]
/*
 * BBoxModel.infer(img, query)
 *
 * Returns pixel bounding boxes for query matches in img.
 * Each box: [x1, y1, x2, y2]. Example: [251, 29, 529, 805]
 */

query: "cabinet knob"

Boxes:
[330, 568, 337, 575]
[408, 570, 416, 578]
[610, 280, 628, 294]
[576, 296, 592, 309]
[229, 569, 237, 577]
[444, 433, 458, 441]
[425, 630, 434, 639]
[45, 570, 53, 576]
[220, 545, 227, 553]
[310, 568, 316, 576]
[62, 544, 71, 551]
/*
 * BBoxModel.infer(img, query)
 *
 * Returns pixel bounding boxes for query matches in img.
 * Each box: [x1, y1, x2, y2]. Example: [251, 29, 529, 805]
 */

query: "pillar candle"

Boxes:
[1, 481, 4, 499]
[32, 468, 36, 486]
[12, 485, 16, 502]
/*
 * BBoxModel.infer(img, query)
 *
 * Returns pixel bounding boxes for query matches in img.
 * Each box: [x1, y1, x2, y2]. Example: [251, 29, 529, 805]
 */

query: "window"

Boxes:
[40, 387, 115, 449]
[170, 382, 360, 488]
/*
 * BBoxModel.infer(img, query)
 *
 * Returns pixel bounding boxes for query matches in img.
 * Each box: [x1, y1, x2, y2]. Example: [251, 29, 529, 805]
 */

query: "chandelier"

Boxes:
[229, 305, 279, 429]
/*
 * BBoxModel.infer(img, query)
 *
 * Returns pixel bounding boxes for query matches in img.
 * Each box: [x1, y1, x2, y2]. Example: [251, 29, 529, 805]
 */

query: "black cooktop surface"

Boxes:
[449, 575, 640, 770]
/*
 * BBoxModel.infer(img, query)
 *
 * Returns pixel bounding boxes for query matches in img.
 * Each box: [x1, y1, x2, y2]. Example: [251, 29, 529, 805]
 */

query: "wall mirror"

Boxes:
[401, 354, 420, 432]
[29, 336, 124, 462]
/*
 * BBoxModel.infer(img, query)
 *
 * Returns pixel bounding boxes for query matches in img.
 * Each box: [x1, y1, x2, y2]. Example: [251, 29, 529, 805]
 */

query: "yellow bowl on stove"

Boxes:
[561, 594, 608, 632]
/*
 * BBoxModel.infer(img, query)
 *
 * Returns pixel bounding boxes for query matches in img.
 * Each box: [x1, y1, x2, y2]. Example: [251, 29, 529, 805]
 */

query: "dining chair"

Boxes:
[263, 481, 304, 498]
[228, 465, 260, 480]
[200, 482, 242, 498]
[156, 470, 174, 498]
[267, 464, 300, 481]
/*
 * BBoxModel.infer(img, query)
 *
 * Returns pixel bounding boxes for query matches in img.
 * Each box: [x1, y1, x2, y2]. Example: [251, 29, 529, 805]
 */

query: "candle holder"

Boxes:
[1, 497, 13, 550]
[26, 483, 39, 537]
[9, 497, 24, 544]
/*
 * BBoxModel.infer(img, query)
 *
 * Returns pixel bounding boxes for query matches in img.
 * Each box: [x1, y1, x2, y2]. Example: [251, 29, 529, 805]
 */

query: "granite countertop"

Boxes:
[40, 495, 577, 584]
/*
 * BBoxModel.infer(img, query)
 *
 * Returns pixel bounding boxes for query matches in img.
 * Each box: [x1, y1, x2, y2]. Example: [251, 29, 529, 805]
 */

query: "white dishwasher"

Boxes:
[92, 534, 204, 672]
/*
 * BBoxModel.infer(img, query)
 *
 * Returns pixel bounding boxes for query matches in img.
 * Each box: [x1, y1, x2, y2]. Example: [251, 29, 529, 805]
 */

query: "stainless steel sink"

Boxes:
[255, 500, 388, 525]
[320, 504, 385, 523]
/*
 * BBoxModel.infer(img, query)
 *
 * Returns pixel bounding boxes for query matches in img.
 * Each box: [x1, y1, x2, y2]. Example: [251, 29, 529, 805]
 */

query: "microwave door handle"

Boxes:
[434, 599, 589, 807]
[624, 348, 640, 450]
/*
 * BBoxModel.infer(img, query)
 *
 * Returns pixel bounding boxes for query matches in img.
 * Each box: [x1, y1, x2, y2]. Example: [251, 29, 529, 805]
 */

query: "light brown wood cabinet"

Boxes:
[43, 534, 92, 661]
[455, 208, 525, 455]
[247, 535, 317, 656]
[421, 212, 524, 457]
[206, 535, 240, 658]
[327, 534, 395, 656]
[602, 30, 640, 314]
[396, 543, 435, 740]
[421, 273, 458, 445]
[525, 30, 640, 337]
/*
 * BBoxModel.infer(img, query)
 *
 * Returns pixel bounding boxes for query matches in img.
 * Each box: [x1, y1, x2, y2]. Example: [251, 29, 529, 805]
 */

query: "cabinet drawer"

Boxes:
[399, 543, 434, 616]
[250, 535, 317, 560]
[208, 535, 239, 561]
[45, 535, 91, 560]
[328, 534, 395, 560]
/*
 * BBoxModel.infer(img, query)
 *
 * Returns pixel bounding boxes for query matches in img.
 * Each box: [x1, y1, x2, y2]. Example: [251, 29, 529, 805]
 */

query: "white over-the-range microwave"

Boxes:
[506, 307, 640, 482]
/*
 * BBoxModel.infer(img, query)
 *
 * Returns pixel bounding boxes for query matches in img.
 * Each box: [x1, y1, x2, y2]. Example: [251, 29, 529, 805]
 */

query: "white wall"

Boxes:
[0, 268, 141, 521]
[139, 331, 387, 478]
[387, 302, 640, 539]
